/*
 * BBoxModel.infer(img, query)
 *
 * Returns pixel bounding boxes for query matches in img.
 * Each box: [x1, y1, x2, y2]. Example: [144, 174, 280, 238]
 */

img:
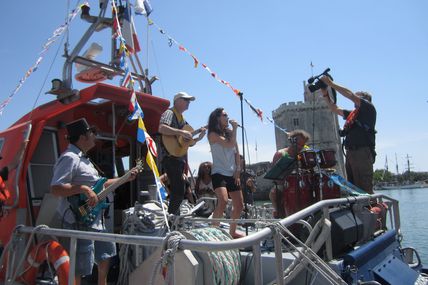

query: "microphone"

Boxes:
[229, 120, 242, 128]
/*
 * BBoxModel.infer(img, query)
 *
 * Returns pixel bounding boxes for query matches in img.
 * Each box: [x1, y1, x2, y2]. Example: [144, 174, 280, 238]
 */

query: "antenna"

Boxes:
[310, 61, 314, 77]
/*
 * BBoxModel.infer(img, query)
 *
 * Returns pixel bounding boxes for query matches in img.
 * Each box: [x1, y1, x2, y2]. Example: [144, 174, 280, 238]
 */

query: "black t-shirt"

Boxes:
[343, 99, 376, 148]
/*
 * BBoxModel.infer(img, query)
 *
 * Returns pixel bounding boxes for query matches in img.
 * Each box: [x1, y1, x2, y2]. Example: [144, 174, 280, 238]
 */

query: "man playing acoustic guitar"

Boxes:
[50, 118, 139, 285]
[158, 92, 206, 215]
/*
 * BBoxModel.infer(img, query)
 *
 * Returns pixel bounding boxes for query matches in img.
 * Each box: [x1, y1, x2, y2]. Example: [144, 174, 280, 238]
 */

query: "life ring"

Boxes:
[19, 240, 71, 285]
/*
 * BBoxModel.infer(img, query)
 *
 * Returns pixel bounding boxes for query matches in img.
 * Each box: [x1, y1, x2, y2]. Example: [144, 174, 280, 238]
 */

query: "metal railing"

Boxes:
[8, 193, 398, 285]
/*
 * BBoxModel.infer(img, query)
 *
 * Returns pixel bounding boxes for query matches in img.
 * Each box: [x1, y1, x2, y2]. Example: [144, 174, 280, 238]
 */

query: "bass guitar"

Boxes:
[162, 124, 206, 157]
[68, 160, 143, 226]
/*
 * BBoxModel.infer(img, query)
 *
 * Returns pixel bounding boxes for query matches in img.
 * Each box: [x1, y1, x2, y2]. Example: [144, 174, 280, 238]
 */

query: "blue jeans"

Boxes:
[63, 222, 116, 276]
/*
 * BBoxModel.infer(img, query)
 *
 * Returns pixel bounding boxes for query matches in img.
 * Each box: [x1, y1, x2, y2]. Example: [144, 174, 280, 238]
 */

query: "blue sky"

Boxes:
[1, 0, 428, 174]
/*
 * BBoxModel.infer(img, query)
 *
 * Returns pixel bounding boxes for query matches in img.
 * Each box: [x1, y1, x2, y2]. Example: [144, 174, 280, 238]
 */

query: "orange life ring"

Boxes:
[19, 240, 71, 285]
[0, 176, 11, 219]
[0, 176, 11, 204]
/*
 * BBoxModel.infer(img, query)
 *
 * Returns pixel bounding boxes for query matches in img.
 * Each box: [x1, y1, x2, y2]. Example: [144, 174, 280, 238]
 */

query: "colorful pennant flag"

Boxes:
[146, 151, 167, 201]
[244, 98, 263, 121]
[137, 117, 158, 157]
[135, 0, 153, 16]
[141, 118, 167, 201]
[128, 91, 144, 120]
[121, 67, 132, 87]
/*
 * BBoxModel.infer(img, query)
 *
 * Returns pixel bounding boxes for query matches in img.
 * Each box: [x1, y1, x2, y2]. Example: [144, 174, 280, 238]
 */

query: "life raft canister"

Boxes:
[19, 240, 71, 285]
[0, 176, 11, 218]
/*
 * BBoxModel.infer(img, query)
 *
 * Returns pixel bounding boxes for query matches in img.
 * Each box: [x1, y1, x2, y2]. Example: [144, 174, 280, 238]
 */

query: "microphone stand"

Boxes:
[238, 92, 249, 236]
[290, 137, 300, 212]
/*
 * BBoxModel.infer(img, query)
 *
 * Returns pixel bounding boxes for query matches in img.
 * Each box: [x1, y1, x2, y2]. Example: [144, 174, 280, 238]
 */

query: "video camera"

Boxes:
[307, 68, 332, 92]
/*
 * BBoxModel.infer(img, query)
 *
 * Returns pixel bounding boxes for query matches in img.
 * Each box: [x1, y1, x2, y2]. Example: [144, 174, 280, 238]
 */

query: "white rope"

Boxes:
[149, 231, 186, 285]
[117, 203, 166, 285]
[186, 228, 241, 285]
[8, 224, 50, 283]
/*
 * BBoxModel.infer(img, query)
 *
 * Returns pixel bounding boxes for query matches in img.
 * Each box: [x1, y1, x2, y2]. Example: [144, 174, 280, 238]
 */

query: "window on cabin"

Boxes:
[28, 129, 58, 201]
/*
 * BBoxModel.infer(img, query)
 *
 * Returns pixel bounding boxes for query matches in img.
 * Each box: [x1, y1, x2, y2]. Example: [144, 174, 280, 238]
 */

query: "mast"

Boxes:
[381, 155, 388, 180]
[406, 154, 411, 174]
[385, 155, 388, 172]
[395, 153, 399, 175]
[50, 1, 154, 103]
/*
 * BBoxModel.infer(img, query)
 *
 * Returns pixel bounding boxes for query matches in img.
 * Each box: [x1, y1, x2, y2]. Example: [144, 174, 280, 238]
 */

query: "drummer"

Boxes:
[269, 129, 311, 218]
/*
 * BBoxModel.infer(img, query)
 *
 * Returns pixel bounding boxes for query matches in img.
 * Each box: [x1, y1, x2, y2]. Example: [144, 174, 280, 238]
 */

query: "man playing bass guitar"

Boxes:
[50, 118, 139, 285]
[158, 91, 206, 215]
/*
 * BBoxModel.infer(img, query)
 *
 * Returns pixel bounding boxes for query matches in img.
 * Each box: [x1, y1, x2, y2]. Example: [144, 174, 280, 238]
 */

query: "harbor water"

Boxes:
[380, 187, 428, 266]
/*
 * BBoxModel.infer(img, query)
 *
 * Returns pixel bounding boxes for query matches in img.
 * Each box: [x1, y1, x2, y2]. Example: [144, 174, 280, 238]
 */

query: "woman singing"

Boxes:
[207, 108, 244, 239]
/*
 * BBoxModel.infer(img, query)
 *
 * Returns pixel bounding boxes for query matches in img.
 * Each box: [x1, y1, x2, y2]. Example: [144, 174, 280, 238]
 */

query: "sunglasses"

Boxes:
[87, 127, 97, 135]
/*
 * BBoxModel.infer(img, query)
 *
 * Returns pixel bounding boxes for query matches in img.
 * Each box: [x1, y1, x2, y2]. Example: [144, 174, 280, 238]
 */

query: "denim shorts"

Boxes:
[63, 223, 116, 276]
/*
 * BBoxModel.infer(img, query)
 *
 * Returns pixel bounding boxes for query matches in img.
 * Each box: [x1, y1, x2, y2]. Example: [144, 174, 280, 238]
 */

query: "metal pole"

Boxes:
[274, 232, 285, 284]
[239, 92, 249, 235]
[252, 243, 263, 285]
[68, 237, 77, 285]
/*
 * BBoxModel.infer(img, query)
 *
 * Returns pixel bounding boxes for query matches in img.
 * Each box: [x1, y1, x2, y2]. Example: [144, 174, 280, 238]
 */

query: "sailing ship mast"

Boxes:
[395, 153, 399, 175]
[381, 155, 388, 180]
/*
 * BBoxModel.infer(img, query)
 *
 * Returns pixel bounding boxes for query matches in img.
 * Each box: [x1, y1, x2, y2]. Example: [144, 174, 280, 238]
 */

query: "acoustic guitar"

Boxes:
[162, 124, 206, 157]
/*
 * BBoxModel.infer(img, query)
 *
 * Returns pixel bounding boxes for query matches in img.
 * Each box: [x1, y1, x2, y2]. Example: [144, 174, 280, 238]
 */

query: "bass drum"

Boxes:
[283, 174, 314, 216]
[312, 174, 340, 201]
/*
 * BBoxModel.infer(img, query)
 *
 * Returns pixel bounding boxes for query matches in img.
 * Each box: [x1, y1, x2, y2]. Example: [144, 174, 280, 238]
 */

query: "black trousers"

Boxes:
[162, 156, 186, 215]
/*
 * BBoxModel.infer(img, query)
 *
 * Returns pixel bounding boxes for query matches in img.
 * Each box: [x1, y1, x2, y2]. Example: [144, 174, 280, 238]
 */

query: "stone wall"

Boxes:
[271, 85, 346, 177]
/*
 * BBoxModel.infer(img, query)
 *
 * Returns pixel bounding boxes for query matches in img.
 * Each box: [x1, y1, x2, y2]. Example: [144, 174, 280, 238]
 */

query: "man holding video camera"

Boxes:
[320, 76, 376, 194]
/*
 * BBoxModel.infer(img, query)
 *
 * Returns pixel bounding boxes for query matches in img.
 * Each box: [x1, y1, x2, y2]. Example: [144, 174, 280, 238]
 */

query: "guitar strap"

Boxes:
[85, 156, 106, 178]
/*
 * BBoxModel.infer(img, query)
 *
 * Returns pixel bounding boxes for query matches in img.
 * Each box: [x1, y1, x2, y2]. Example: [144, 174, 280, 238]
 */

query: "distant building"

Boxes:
[272, 82, 346, 177]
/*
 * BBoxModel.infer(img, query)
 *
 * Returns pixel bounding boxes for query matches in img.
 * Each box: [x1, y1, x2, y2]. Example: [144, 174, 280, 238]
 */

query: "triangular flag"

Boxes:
[128, 91, 144, 120]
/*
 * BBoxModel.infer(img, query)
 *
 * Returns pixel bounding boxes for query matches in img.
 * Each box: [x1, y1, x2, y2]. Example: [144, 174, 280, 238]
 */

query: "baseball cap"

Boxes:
[173, 91, 195, 102]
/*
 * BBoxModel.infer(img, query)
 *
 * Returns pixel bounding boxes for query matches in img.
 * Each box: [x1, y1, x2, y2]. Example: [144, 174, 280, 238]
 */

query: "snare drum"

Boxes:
[298, 150, 317, 169]
[318, 149, 337, 169]
[283, 174, 314, 216]
[312, 174, 340, 201]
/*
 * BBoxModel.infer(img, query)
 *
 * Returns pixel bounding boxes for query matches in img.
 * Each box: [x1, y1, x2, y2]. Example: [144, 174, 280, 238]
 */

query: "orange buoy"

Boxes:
[19, 240, 71, 285]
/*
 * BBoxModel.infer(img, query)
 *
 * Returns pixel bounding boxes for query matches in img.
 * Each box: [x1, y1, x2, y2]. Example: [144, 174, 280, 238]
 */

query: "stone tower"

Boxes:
[272, 82, 346, 177]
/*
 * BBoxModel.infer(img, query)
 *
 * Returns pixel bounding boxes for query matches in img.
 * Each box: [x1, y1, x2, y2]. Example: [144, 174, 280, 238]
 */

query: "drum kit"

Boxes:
[280, 149, 340, 217]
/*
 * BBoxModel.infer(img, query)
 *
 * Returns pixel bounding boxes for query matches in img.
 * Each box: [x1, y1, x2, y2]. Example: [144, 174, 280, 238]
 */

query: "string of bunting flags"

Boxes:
[143, 17, 288, 134]
[0, 2, 87, 115]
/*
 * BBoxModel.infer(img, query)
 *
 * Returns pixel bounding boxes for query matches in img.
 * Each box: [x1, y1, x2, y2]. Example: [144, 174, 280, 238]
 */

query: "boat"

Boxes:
[375, 181, 428, 190]
[1, 2, 428, 285]
[374, 155, 428, 190]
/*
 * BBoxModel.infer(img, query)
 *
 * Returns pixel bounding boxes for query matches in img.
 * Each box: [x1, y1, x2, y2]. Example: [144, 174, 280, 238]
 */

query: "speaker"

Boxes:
[330, 208, 364, 257]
